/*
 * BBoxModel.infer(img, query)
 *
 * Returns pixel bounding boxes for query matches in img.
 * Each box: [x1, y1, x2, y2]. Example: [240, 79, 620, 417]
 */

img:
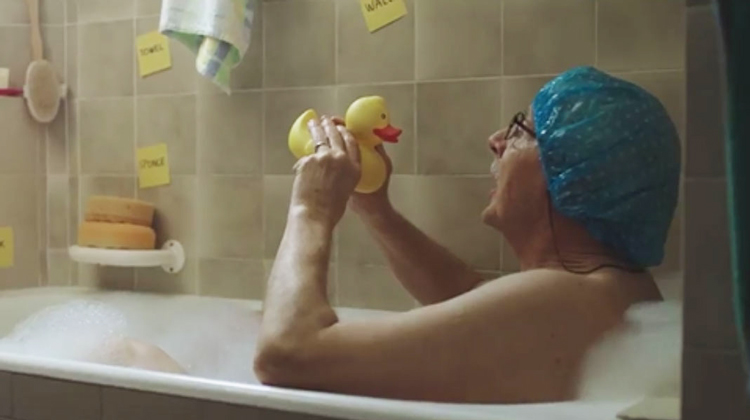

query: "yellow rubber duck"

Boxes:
[288, 96, 402, 194]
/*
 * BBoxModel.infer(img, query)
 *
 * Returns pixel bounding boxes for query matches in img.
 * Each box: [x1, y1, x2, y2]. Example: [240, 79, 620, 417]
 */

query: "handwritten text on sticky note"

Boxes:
[136, 31, 172, 77]
[0, 227, 14, 268]
[137, 143, 171, 189]
[360, 0, 407, 32]
[0, 68, 9, 89]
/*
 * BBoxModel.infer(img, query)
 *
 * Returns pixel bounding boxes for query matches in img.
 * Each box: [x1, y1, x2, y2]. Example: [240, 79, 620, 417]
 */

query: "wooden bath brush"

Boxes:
[22, 0, 65, 123]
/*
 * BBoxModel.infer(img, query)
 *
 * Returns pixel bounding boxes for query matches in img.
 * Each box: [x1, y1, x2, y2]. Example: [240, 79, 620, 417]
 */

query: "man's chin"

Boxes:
[481, 207, 500, 229]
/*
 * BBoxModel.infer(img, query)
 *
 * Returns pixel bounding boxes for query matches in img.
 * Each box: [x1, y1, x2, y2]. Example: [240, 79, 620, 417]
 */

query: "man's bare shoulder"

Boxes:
[474, 268, 589, 290]
[474, 267, 661, 312]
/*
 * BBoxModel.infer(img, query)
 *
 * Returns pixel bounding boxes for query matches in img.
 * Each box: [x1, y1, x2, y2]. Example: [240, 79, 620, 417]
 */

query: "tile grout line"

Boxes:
[194, 68, 202, 295]
[63, 0, 71, 285]
[412, 0, 419, 175]
[68, 17, 135, 26]
[75, 5, 82, 287]
[332, 0, 340, 304]
[39, 126, 45, 287]
[594, 0, 599, 67]
[500, 0, 505, 78]
[331, 82, 340, 305]
[257, 0, 267, 298]
[334, 0, 339, 86]
[133, 13, 139, 291]
[71, 67, 687, 102]
[498, 0, 505, 271]
[192, 0, 203, 295]
[193, 174, 200, 295]
[0, 23, 67, 28]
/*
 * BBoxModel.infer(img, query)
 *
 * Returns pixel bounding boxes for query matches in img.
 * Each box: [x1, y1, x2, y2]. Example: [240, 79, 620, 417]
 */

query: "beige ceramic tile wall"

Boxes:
[0, 0, 70, 290]
[40, 0, 686, 310]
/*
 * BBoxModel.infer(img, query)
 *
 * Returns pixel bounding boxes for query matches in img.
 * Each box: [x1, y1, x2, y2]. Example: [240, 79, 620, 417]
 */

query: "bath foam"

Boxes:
[576, 301, 683, 400]
[0, 294, 262, 384]
[0, 300, 129, 363]
[111, 295, 262, 383]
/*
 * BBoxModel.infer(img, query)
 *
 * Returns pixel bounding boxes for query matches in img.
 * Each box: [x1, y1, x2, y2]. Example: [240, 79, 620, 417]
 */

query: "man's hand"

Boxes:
[349, 144, 395, 217]
[291, 117, 362, 229]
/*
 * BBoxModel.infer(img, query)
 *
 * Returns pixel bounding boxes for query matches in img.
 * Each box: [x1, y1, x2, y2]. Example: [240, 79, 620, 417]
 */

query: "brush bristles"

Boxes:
[25, 60, 60, 123]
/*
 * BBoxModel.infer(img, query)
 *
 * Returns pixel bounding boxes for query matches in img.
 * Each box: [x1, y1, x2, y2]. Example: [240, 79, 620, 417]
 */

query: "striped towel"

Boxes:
[159, 0, 257, 93]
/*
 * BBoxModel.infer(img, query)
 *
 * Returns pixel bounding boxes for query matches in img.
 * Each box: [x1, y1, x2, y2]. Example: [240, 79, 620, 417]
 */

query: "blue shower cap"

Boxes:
[532, 66, 681, 267]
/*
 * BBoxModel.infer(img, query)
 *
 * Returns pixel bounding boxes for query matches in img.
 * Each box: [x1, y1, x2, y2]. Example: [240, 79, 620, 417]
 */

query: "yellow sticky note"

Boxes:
[0, 227, 14, 268]
[136, 31, 172, 77]
[0, 68, 9, 89]
[360, 0, 407, 32]
[137, 143, 171, 189]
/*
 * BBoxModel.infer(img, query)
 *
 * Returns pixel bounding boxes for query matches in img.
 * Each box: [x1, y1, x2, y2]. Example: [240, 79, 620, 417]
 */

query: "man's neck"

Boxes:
[504, 210, 631, 273]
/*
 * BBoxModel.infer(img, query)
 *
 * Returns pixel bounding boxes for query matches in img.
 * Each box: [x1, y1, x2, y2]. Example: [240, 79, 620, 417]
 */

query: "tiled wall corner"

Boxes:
[682, 3, 750, 419]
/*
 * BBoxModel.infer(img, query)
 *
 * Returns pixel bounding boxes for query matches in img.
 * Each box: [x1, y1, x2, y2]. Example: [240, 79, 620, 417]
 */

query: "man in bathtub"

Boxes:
[127, 67, 679, 402]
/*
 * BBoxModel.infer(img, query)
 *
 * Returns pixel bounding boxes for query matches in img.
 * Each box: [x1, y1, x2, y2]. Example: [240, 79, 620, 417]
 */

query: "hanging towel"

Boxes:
[159, 0, 257, 93]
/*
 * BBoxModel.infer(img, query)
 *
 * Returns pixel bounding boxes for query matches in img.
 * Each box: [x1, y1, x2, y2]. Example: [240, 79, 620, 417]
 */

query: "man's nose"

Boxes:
[488, 129, 508, 157]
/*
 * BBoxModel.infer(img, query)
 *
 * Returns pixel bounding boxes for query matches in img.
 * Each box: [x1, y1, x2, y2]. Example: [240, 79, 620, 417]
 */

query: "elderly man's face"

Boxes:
[482, 106, 546, 231]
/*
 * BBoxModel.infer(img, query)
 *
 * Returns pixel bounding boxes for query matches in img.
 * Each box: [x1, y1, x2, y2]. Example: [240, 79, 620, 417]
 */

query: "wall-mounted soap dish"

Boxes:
[68, 240, 185, 274]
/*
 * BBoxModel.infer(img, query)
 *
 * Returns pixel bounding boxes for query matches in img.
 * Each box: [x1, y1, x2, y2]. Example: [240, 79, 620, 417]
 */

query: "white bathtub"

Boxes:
[0, 287, 680, 420]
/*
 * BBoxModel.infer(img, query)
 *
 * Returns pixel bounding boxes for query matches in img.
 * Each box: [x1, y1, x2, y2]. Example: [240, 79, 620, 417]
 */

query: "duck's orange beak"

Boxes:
[373, 125, 402, 143]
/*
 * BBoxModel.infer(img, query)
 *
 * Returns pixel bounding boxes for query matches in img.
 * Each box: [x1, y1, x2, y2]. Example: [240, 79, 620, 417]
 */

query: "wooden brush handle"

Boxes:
[26, 0, 43, 61]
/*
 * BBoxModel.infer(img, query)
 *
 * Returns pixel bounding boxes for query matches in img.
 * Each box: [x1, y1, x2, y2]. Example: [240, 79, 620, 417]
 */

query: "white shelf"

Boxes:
[68, 240, 185, 274]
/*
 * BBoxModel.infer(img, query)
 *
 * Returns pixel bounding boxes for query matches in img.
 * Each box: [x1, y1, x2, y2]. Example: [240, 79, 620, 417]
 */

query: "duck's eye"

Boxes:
[381, 113, 386, 120]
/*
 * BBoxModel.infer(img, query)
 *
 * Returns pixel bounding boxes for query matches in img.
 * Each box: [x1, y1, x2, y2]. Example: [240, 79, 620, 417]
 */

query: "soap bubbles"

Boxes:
[0, 293, 262, 384]
[0, 300, 129, 363]
[577, 301, 682, 400]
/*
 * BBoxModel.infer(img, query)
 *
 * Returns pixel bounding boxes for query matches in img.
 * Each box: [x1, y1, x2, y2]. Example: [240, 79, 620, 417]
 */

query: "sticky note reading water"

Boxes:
[136, 31, 172, 77]
[360, 0, 407, 32]
[0, 227, 14, 268]
[0, 68, 9, 89]
[137, 143, 171, 189]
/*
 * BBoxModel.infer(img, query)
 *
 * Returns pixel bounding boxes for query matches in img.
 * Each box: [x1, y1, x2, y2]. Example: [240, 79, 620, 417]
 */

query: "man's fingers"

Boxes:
[338, 125, 360, 165]
[308, 118, 330, 154]
[323, 117, 346, 153]
[293, 156, 307, 173]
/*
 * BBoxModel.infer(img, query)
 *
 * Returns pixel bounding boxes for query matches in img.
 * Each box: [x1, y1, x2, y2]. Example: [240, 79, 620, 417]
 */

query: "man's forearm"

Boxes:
[359, 206, 484, 305]
[260, 207, 338, 346]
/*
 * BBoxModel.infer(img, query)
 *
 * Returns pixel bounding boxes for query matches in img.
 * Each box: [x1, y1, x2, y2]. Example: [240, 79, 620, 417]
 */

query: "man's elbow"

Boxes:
[253, 339, 313, 387]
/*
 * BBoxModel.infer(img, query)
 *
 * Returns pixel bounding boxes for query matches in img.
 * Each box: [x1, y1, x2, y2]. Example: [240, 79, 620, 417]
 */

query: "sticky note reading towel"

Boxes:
[360, 0, 407, 32]
[136, 31, 172, 77]
[0, 227, 14, 268]
[137, 143, 171, 189]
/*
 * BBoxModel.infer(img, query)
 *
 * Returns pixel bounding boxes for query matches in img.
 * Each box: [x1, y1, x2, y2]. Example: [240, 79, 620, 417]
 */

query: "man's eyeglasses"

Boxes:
[505, 112, 537, 141]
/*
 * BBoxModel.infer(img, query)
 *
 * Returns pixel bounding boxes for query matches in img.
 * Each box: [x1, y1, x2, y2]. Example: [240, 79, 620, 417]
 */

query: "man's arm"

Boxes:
[357, 205, 485, 305]
[256, 212, 622, 402]
[257, 206, 338, 359]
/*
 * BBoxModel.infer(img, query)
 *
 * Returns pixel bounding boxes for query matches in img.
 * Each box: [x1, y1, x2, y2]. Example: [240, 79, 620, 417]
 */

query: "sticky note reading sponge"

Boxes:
[360, 0, 407, 32]
[0, 227, 14, 268]
[136, 31, 172, 77]
[137, 143, 171, 189]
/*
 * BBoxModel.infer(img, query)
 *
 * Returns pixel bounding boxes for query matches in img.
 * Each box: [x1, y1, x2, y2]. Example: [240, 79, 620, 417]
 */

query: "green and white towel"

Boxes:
[159, 0, 257, 93]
